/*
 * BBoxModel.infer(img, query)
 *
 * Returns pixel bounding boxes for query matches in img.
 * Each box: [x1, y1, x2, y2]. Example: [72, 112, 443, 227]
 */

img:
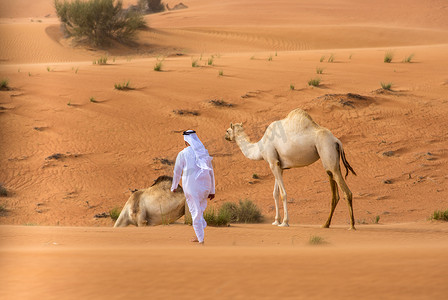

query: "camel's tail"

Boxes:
[336, 142, 357, 178]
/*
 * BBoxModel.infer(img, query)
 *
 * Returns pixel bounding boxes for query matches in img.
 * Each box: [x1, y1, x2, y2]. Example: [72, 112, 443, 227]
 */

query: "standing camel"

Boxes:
[225, 108, 356, 229]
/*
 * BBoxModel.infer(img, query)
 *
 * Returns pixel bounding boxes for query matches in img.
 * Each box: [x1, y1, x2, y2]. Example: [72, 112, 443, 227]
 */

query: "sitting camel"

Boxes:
[114, 175, 189, 227]
[225, 108, 356, 229]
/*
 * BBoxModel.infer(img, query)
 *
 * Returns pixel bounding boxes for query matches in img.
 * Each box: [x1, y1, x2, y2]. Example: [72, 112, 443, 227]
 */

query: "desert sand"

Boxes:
[1, 0, 447, 299]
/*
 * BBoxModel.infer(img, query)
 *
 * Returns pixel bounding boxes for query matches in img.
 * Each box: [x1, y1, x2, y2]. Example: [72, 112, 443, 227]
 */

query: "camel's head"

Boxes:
[225, 122, 243, 141]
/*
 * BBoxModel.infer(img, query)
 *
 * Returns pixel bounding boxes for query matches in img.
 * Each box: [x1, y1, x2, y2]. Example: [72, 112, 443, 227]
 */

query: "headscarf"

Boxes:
[183, 130, 212, 170]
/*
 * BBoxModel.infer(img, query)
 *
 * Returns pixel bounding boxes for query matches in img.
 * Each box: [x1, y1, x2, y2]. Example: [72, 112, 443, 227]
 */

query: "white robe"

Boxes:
[171, 146, 215, 242]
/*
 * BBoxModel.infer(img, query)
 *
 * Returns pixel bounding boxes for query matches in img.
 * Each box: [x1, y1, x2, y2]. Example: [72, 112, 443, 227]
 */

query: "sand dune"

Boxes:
[1, 0, 448, 298]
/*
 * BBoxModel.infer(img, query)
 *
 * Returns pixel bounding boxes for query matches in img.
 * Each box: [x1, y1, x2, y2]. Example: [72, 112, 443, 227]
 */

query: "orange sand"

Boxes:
[1, 0, 448, 299]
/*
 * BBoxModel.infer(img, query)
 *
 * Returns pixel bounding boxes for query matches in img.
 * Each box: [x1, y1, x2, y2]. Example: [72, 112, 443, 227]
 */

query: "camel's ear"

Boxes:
[230, 122, 234, 129]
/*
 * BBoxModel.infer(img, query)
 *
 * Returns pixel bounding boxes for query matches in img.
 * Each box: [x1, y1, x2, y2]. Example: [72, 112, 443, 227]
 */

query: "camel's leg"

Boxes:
[114, 209, 130, 227]
[272, 180, 280, 225]
[269, 161, 289, 227]
[322, 171, 340, 228]
[332, 169, 355, 230]
[137, 209, 148, 227]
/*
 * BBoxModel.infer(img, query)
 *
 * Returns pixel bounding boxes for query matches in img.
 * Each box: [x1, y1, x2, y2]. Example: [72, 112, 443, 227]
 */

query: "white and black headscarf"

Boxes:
[183, 130, 212, 170]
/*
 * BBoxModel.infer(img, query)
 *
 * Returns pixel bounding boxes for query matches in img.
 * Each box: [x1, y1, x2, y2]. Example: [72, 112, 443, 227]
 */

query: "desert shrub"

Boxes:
[0, 79, 10, 91]
[236, 199, 263, 223]
[289, 84, 295, 90]
[109, 206, 121, 221]
[319, 55, 325, 62]
[138, 0, 164, 13]
[93, 56, 108, 65]
[154, 60, 163, 71]
[0, 184, 7, 197]
[327, 54, 334, 63]
[380, 82, 393, 90]
[219, 202, 238, 223]
[309, 235, 326, 245]
[308, 78, 321, 87]
[431, 209, 448, 221]
[316, 67, 323, 74]
[384, 51, 394, 63]
[54, 0, 146, 46]
[204, 207, 230, 227]
[114, 80, 134, 90]
[403, 54, 414, 63]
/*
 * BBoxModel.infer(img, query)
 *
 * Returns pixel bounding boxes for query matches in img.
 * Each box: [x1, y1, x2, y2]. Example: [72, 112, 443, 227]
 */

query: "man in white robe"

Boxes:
[171, 130, 215, 244]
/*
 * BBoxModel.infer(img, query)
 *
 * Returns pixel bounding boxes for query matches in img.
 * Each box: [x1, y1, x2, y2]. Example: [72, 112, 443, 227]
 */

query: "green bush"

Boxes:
[0, 79, 10, 91]
[236, 199, 263, 223]
[219, 202, 238, 223]
[54, 0, 146, 46]
[109, 207, 121, 221]
[380, 82, 393, 90]
[384, 51, 394, 63]
[204, 207, 230, 227]
[308, 78, 321, 87]
[431, 209, 448, 221]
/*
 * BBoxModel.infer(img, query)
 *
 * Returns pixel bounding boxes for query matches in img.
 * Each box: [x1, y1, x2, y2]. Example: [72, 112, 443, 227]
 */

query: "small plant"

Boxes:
[114, 80, 134, 90]
[309, 235, 326, 245]
[218, 70, 224, 76]
[154, 60, 163, 71]
[28, 72, 32, 77]
[109, 207, 121, 221]
[328, 54, 335, 63]
[0, 184, 7, 197]
[289, 83, 295, 90]
[320, 55, 325, 62]
[384, 51, 394, 63]
[431, 209, 448, 221]
[94, 57, 108, 65]
[219, 202, 238, 223]
[250, 55, 255, 60]
[252, 173, 260, 179]
[275, 51, 278, 56]
[75, 67, 79, 74]
[18, 68, 21, 73]
[47, 66, 51, 72]
[268, 55, 273, 61]
[349, 53, 353, 60]
[67, 101, 72, 106]
[403, 54, 414, 63]
[204, 207, 230, 227]
[236, 199, 263, 223]
[373, 215, 380, 224]
[207, 56, 214, 66]
[89, 97, 97, 103]
[380, 82, 393, 90]
[191, 59, 199, 67]
[316, 67, 323, 74]
[308, 78, 321, 87]
[0, 79, 10, 91]
[218, 200, 263, 224]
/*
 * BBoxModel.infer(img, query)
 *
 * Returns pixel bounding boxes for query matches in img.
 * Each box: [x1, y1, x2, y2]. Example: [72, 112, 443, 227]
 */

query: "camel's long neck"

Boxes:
[235, 130, 263, 161]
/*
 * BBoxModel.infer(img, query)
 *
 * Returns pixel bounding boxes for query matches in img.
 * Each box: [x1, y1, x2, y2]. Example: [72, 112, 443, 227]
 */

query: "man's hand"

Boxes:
[208, 194, 215, 200]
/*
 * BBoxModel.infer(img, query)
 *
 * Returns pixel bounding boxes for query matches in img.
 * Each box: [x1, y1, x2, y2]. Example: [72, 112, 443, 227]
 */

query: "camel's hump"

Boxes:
[283, 108, 319, 131]
[151, 175, 173, 187]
